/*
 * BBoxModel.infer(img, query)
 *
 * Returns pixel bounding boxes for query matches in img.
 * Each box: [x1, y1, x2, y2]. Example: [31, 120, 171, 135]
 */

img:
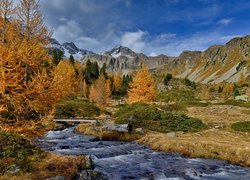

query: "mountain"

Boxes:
[48, 35, 250, 83]
[48, 39, 96, 60]
[48, 39, 172, 74]
[156, 35, 250, 83]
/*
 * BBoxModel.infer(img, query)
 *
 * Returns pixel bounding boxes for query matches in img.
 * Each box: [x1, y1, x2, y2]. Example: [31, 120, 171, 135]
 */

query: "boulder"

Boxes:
[135, 128, 144, 134]
[235, 95, 249, 102]
[101, 124, 132, 133]
[166, 132, 176, 138]
[47, 176, 65, 180]
[84, 155, 95, 169]
[77, 170, 108, 180]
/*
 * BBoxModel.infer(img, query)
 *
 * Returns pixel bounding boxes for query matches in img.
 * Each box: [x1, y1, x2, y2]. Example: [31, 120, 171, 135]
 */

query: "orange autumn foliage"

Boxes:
[89, 75, 111, 109]
[113, 72, 122, 92]
[128, 65, 156, 104]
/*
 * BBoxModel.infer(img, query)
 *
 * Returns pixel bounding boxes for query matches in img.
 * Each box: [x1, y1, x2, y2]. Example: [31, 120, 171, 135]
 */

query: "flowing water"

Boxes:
[37, 126, 250, 180]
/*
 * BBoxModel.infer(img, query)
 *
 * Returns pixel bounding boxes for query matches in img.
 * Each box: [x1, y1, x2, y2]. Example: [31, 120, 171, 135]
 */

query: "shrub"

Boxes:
[157, 90, 197, 103]
[163, 73, 173, 86]
[0, 131, 39, 172]
[114, 103, 207, 133]
[231, 121, 250, 132]
[55, 98, 100, 118]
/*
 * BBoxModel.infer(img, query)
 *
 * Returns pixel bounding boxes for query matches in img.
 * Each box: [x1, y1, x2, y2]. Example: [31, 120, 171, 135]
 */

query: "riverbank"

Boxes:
[138, 105, 250, 167]
[137, 129, 250, 167]
[76, 104, 250, 167]
[0, 121, 101, 179]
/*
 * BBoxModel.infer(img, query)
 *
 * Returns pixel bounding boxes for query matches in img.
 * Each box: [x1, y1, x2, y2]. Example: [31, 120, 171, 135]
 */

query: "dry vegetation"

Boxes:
[137, 105, 250, 166]
[0, 153, 86, 180]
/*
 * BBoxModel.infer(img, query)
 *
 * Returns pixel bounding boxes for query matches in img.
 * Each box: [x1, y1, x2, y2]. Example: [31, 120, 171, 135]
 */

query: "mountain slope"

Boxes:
[155, 35, 250, 83]
[49, 35, 250, 83]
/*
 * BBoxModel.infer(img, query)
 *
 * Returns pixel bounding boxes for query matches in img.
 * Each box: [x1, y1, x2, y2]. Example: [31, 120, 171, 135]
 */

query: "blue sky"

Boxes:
[27, 0, 250, 56]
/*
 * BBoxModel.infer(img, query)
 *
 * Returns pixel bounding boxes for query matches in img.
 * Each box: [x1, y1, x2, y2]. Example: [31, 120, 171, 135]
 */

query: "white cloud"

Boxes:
[118, 30, 241, 56]
[53, 20, 83, 42]
[218, 18, 232, 25]
[121, 30, 146, 52]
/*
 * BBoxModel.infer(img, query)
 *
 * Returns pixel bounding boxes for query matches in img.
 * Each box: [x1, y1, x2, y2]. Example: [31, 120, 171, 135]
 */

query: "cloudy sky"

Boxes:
[18, 0, 250, 56]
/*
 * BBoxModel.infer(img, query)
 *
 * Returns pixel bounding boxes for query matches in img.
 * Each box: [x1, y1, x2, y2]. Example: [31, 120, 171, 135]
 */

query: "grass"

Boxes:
[0, 153, 87, 179]
[231, 121, 250, 132]
[215, 100, 250, 108]
[138, 129, 250, 166]
[114, 103, 207, 133]
[242, 110, 250, 114]
[55, 97, 100, 118]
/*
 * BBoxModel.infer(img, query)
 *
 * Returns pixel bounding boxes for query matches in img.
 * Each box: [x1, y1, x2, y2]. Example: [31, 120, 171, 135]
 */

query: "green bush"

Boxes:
[0, 131, 39, 172]
[157, 90, 198, 103]
[55, 98, 100, 118]
[231, 121, 250, 132]
[114, 103, 207, 133]
[163, 73, 173, 86]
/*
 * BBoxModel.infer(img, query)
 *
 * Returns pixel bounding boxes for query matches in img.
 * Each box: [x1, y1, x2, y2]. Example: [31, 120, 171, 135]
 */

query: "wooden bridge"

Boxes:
[53, 118, 98, 124]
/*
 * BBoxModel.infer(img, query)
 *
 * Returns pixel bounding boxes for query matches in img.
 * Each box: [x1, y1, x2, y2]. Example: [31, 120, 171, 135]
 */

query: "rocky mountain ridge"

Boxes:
[49, 35, 250, 83]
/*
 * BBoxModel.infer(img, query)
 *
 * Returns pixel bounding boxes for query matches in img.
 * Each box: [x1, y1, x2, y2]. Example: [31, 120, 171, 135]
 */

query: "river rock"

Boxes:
[135, 128, 144, 134]
[6, 164, 20, 174]
[85, 155, 95, 169]
[78, 170, 108, 180]
[101, 124, 133, 133]
[166, 132, 176, 138]
[47, 176, 65, 180]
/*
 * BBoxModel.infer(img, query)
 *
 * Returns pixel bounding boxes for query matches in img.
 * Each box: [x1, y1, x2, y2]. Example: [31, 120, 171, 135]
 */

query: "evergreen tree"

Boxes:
[100, 63, 108, 78]
[52, 49, 63, 66]
[164, 73, 173, 86]
[69, 54, 75, 65]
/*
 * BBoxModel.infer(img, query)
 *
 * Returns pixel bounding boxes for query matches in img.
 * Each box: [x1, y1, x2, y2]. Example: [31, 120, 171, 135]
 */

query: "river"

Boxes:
[37, 126, 250, 180]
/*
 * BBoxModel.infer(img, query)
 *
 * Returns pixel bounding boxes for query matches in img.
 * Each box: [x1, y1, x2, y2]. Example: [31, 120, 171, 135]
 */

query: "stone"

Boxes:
[235, 95, 249, 102]
[135, 128, 144, 134]
[47, 176, 65, 180]
[101, 124, 133, 133]
[85, 155, 95, 169]
[78, 170, 108, 180]
[6, 164, 20, 174]
[166, 132, 176, 138]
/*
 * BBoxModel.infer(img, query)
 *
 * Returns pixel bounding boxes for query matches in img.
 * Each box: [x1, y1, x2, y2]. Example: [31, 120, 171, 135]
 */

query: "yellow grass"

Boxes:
[137, 105, 250, 166]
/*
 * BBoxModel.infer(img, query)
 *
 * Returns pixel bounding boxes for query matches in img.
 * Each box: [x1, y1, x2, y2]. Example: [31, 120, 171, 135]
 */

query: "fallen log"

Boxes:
[101, 124, 133, 133]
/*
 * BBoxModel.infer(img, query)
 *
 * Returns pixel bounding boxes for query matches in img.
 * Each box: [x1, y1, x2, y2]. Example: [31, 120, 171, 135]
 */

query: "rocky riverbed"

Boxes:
[37, 126, 250, 180]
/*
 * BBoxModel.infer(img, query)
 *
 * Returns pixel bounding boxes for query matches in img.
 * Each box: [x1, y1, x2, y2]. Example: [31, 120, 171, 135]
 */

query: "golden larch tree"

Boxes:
[106, 78, 112, 99]
[113, 72, 122, 93]
[17, 0, 50, 86]
[83, 79, 87, 98]
[237, 72, 245, 87]
[128, 64, 156, 104]
[0, 0, 16, 95]
[89, 75, 110, 109]
[223, 83, 234, 99]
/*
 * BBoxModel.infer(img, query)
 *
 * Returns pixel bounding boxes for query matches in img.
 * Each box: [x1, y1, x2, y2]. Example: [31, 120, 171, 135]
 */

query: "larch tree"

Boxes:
[113, 72, 122, 93]
[106, 78, 112, 99]
[128, 64, 156, 104]
[89, 75, 109, 109]
[83, 79, 87, 98]
[17, 0, 49, 86]
[237, 72, 245, 87]
[0, 0, 16, 95]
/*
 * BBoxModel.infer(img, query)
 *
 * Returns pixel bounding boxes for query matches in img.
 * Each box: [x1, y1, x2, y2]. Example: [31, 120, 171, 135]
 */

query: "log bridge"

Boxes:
[53, 118, 98, 124]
